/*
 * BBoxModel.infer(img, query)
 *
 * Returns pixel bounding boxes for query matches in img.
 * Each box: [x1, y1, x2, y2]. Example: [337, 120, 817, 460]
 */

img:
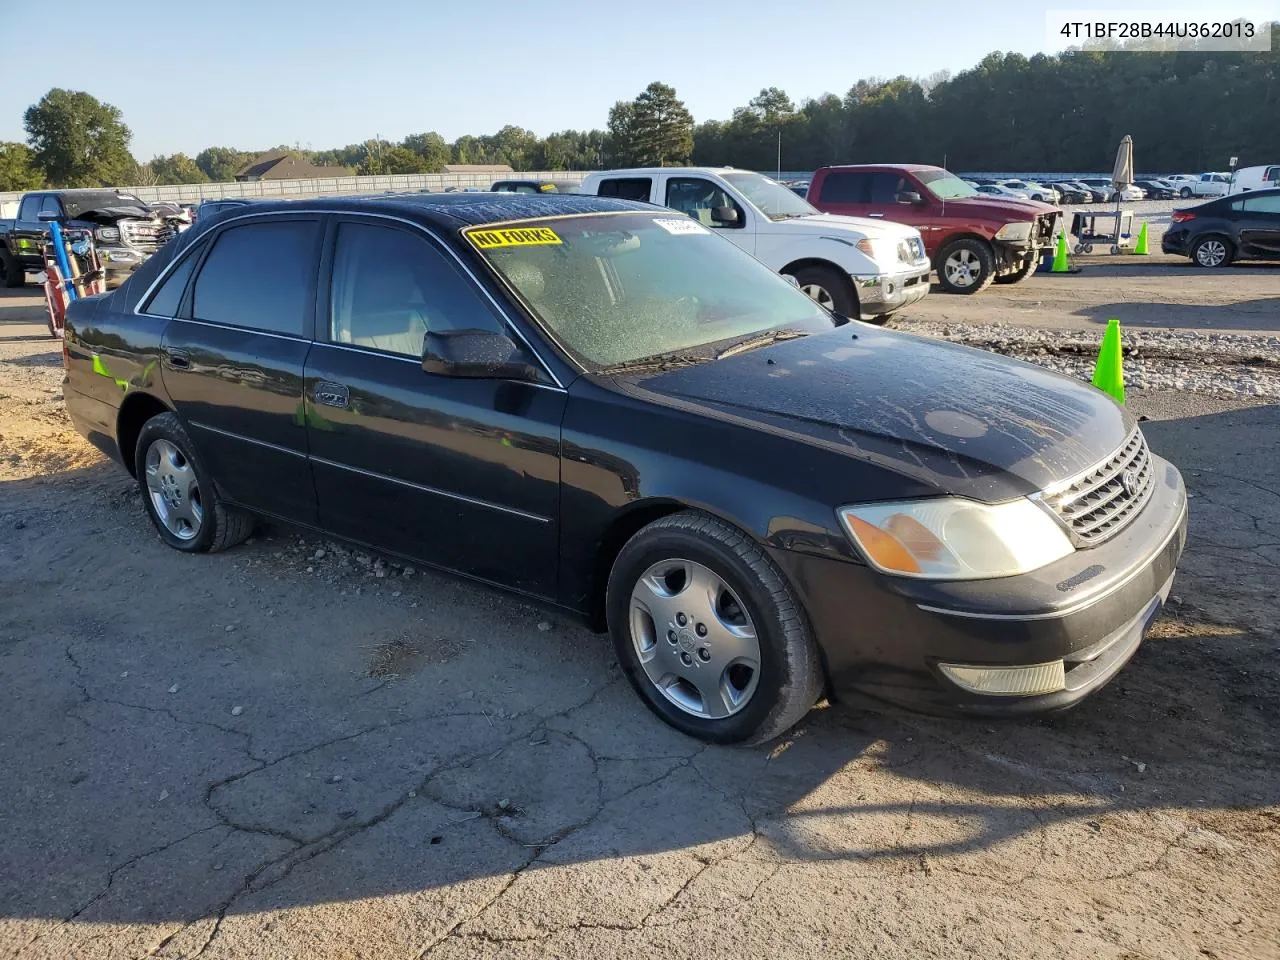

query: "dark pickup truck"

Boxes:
[0, 189, 173, 288]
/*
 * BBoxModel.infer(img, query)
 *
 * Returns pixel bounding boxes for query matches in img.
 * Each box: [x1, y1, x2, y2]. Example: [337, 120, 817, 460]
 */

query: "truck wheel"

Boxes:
[0, 250, 25, 288]
[994, 257, 1038, 284]
[786, 264, 856, 318]
[936, 239, 995, 294]
[1179, 187, 1193, 199]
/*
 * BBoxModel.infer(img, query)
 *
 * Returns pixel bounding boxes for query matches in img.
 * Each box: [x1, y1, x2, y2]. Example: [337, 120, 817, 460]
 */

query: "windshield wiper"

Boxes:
[715, 329, 810, 360]
[599, 353, 708, 375]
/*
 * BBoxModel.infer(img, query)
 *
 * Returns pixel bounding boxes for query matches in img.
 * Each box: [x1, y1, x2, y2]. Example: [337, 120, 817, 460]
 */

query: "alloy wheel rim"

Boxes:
[144, 439, 203, 540]
[800, 283, 835, 310]
[944, 249, 979, 287]
[1196, 241, 1226, 267]
[629, 559, 761, 720]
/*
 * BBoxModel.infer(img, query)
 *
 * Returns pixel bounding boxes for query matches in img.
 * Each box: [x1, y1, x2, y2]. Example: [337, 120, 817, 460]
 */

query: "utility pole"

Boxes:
[777, 129, 782, 180]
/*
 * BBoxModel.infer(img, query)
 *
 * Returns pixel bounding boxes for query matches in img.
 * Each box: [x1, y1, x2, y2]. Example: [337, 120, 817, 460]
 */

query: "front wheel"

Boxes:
[134, 412, 254, 553]
[1192, 236, 1233, 268]
[936, 238, 996, 294]
[785, 264, 856, 317]
[606, 511, 823, 745]
[1180, 187, 1193, 199]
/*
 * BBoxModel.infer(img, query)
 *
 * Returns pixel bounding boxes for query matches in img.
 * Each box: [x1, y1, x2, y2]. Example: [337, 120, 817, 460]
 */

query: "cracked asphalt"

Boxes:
[2, 285, 1278, 959]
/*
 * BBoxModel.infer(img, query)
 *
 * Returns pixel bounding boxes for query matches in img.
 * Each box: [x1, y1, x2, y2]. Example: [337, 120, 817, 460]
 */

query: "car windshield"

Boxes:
[720, 171, 817, 220]
[62, 191, 149, 217]
[917, 169, 979, 199]
[468, 212, 835, 368]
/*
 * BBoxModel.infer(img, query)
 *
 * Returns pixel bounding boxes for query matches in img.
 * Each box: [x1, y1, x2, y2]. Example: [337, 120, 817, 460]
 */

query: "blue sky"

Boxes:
[0, 0, 1259, 158]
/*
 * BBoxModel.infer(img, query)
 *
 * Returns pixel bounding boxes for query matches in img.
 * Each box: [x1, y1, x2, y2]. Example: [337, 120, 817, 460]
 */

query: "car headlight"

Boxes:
[993, 222, 1032, 242]
[837, 497, 1074, 580]
[95, 226, 120, 242]
[855, 238, 896, 263]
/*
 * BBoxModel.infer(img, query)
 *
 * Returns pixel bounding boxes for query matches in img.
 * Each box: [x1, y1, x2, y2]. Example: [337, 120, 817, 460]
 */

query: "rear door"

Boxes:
[812, 170, 874, 218]
[159, 213, 321, 523]
[1235, 193, 1280, 256]
[303, 216, 565, 596]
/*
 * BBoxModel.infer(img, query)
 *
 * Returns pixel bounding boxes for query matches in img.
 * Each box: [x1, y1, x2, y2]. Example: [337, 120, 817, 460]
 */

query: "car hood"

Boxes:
[765, 212, 922, 241]
[936, 196, 1059, 220]
[629, 326, 1133, 502]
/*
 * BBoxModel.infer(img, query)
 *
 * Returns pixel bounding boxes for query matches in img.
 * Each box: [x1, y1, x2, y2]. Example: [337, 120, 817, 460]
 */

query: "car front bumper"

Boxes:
[770, 453, 1188, 716]
[851, 261, 932, 316]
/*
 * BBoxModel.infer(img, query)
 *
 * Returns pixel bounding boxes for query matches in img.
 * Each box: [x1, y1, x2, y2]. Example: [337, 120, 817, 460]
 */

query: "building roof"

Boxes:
[236, 152, 352, 181]
[443, 164, 514, 173]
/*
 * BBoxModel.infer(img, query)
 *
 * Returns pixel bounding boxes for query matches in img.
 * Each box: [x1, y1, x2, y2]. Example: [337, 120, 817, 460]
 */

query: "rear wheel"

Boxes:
[1191, 235, 1233, 268]
[994, 256, 1038, 284]
[785, 264, 856, 318]
[0, 249, 25, 288]
[134, 413, 254, 553]
[936, 238, 996, 294]
[606, 511, 823, 745]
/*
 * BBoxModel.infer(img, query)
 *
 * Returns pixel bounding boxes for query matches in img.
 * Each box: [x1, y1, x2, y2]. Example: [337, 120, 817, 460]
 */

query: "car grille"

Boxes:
[119, 218, 169, 253]
[1041, 428, 1154, 546]
[899, 237, 926, 262]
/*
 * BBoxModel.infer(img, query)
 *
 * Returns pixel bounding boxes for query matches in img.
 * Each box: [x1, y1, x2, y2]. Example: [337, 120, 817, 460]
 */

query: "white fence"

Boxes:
[0, 170, 589, 209]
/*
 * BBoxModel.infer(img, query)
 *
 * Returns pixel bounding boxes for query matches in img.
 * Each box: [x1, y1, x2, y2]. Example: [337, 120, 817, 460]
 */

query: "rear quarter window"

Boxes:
[191, 219, 318, 337]
[596, 178, 652, 202]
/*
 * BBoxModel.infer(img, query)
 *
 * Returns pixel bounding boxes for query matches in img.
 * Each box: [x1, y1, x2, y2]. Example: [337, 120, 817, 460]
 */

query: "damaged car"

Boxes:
[0, 189, 174, 288]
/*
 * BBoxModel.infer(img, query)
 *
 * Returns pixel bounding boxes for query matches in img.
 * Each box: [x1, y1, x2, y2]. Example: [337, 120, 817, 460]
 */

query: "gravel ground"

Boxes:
[2, 276, 1278, 960]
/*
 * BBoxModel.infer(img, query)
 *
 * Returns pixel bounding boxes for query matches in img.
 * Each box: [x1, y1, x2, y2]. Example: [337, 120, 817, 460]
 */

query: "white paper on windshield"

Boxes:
[653, 218, 710, 235]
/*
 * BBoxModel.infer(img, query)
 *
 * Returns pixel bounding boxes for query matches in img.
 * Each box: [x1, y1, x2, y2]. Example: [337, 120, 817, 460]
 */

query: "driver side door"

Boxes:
[303, 216, 566, 597]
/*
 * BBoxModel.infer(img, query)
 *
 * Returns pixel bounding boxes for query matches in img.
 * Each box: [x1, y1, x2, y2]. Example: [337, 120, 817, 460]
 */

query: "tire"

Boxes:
[935, 238, 996, 294]
[133, 412, 254, 553]
[1180, 187, 1193, 199]
[0, 249, 25, 288]
[606, 511, 823, 745]
[785, 264, 856, 317]
[1191, 235, 1233, 268]
[994, 256, 1038, 284]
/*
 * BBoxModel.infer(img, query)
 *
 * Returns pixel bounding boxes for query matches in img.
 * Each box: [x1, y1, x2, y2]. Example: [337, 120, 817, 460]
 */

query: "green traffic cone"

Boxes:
[1092, 319, 1125, 405]
[1051, 232, 1070, 272]
[1134, 221, 1150, 255]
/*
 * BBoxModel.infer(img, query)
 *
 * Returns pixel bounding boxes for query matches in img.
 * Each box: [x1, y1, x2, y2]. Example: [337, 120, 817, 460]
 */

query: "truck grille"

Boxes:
[1035, 213, 1059, 244]
[1041, 428, 1154, 545]
[119, 218, 170, 253]
[899, 237, 926, 262]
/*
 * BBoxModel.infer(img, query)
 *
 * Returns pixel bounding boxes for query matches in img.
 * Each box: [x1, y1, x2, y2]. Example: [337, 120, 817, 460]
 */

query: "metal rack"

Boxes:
[1070, 209, 1135, 255]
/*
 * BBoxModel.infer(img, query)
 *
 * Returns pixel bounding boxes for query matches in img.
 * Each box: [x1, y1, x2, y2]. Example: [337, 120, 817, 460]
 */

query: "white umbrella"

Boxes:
[1111, 135, 1134, 192]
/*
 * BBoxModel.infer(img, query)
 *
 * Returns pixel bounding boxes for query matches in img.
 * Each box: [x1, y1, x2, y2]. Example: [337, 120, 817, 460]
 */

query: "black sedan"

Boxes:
[1050, 183, 1092, 204]
[1162, 188, 1280, 266]
[62, 193, 1187, 744]
[1135, 180, 1175, 200]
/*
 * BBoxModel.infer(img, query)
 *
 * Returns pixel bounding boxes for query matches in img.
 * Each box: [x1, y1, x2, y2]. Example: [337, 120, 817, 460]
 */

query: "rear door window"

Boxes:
[141, 240, 207, 317]
[596, 177, 652, 202]
[818, 172, 870, 203]
[191, 219, 318, 337]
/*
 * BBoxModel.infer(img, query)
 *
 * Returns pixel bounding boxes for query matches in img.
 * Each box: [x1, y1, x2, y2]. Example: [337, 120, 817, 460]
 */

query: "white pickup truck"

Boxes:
[1180, 173, 1231, 199]
[577, 167, 931, 322]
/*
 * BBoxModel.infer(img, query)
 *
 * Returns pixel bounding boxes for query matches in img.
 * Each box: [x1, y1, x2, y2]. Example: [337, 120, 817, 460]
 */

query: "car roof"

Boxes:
[817, 164, 941, 172]
[183, 192, 652, 232]
[585, 167, 748, 177]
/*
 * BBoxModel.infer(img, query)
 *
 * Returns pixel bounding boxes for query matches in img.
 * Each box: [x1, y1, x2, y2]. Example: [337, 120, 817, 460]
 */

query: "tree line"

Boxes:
[2, 26, 1275, 192]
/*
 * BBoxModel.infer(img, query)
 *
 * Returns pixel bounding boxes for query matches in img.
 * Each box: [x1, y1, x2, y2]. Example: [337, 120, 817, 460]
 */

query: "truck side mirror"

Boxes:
[37, 211, 64, 223]
[896, 191, 924, 205]
[711, 206, 740, 225]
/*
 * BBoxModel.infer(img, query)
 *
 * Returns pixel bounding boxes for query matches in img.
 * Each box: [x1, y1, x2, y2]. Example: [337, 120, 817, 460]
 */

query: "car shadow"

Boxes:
[0, 405, 1276, 935]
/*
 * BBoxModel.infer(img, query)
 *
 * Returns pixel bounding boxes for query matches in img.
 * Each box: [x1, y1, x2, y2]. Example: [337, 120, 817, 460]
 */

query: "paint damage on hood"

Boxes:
[630, 325, 1133, 503]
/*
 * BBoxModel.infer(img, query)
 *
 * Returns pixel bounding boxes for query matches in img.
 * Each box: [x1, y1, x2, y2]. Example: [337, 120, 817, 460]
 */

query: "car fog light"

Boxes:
[938, 660, 1066, 696]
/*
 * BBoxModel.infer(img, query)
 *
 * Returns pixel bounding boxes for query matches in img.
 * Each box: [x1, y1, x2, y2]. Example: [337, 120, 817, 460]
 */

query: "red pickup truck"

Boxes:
[807, 164, 1061, 294]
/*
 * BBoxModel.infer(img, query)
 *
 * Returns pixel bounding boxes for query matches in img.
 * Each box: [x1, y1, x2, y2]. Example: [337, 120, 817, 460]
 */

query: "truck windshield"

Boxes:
[61, 192, 149, 218]
[917, 170, 979, 200]
[721, 172, 817, 220]
[467, 212, 833, 368]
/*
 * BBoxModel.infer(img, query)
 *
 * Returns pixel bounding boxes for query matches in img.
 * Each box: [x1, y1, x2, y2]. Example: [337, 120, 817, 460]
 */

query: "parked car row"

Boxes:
[58, 189, 1188, 744]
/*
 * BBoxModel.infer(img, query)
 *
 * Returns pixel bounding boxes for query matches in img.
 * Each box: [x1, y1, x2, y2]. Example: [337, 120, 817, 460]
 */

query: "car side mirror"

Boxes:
[782, 273, 800, 288]
[710, 206, 740, 225]
[896, 191, 924, 205]
[37, 211, 63, 222]
[422, 329, 541, 382]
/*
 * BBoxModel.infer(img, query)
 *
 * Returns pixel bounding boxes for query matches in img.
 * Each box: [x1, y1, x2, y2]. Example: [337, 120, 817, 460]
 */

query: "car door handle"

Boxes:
[313, 382, 349, 409]
[868, 213, 884, 218]
[165, 349, 191, 370]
